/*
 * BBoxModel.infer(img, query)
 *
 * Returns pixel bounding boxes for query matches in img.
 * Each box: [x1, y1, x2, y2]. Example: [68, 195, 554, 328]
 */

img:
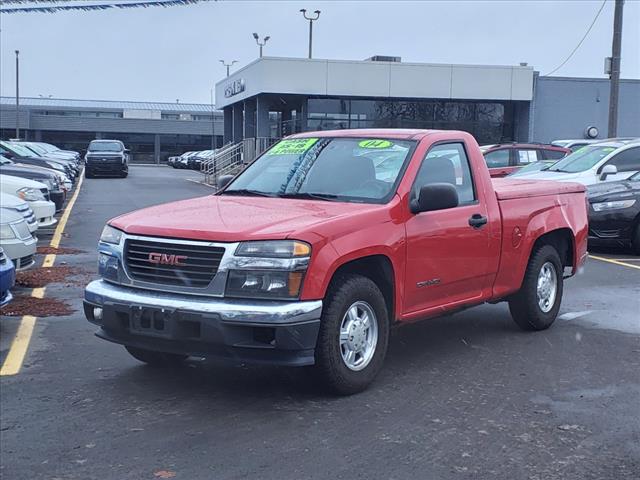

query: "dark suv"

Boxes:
[480, 143, 571, 178]
[85, 140, 129, 178]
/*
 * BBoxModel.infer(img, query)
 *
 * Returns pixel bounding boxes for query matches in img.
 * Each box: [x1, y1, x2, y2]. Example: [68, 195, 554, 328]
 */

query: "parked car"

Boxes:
[480, 143, 571, 177]
[188, 150, 216, 170]
[587, 171, 640, 255]
[514, 139, 640, 186]
[551, 139, 601, 152]
[0, 174, 57, 228]
[84, 140, 129, 178]
[19, 141, 80, 164]
[171, 151, 197, 169]
[0, 141, 77, 182]
[0, 208, 37, 270]
[84, 129, 588, 394]
[0, 247, 16, 308]
[30, 142, 81, 162]
[0, 193, 38, 233]
[0, 156, 67, 211]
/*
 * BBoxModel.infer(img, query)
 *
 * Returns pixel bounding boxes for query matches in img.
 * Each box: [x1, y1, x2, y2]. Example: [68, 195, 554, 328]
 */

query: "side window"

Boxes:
[543, 149, 567, 160]
[515, 149, 541, 165]
[607, 147, 640, 172]
[483, 149, 510, 168]
[413, 142, 476, 205]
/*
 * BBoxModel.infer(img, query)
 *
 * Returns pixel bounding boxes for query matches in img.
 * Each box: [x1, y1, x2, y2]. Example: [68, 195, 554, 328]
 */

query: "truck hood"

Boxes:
[110, 194, 384, 242]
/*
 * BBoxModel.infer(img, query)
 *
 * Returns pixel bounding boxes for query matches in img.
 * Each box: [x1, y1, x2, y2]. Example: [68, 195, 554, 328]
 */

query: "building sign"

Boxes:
[224, 79, 245, 98]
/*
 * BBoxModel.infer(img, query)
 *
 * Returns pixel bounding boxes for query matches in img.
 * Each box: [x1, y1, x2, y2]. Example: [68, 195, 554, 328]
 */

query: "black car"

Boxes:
[587, 171, 640, 254]
[84, 140, 129, 178]
[0, 141, 78, 181]
[0, 158, 66, 211]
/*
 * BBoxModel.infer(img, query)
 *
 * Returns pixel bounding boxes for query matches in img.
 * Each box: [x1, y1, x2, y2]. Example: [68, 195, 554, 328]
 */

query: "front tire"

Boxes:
[315, 274, 389, 395]
[125, 346, 187, 367]
[508, 244, 563, 331]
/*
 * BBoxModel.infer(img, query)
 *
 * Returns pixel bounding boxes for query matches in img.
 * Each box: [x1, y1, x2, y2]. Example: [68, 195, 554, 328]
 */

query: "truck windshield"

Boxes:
[222, 137, 416, 203]
[547, 145, 617, 173]
[89, 141, 122, 152]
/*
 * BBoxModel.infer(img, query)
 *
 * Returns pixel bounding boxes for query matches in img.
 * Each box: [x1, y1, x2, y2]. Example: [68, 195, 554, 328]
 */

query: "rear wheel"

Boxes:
[314, 274, 389, 395]
[508, 244, 563, 331]
[125, 346, 187, 367]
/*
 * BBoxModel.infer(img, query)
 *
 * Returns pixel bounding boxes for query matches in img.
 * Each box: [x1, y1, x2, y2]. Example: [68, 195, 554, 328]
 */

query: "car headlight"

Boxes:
[100, 225, 123, 245]
[591, 199, 636, 212]
[226, 270, 305, 300]
[235, 240, 311, 258]
[0, 224, 16, 240]
[17, 187, 45, 201]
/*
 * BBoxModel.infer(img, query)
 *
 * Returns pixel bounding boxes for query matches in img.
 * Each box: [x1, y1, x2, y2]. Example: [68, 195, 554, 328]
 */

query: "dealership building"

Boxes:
[216, 56, 639, 146]
[1, 56, 638, 163]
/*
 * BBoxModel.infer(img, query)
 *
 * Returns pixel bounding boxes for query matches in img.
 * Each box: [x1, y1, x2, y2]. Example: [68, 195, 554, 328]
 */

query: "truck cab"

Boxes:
[84, 129, 588, 394]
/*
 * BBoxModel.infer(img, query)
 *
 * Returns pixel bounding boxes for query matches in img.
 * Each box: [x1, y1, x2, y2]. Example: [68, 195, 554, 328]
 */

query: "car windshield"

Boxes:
[547, 145, 617, 173]
[509, 161, 554, 176]
[89, 141, 122, 152]
[223, 137, 415, 203]
[24, 143, 48, 155]
[2, 142, 38, 157]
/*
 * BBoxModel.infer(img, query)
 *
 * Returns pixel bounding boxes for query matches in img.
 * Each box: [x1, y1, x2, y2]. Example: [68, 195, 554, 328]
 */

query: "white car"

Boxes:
[0, 174, 57, 228]
[513, 140, 640, 186]
[0, 192, 38, 233]
[551, 139, 602, 152]
[0, 208, 37, 270]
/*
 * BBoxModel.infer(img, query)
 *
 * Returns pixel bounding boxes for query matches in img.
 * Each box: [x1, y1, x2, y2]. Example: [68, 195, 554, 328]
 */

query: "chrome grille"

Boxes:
[124, 238, 225, 288]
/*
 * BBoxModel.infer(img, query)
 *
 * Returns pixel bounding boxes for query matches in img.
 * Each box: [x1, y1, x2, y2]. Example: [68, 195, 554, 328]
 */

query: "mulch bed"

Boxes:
[37, 246, 84, 255]
[0, 296, 75, 317]
[16, 266, 81, 288]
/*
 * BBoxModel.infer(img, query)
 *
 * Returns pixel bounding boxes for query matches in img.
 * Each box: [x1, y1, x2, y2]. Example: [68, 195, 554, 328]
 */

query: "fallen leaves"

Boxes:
[154, 470, 176, 479]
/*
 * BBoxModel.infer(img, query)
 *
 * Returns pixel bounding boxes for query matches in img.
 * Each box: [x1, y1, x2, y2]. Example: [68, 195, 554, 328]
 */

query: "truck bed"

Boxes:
[492, 178, 585, 200]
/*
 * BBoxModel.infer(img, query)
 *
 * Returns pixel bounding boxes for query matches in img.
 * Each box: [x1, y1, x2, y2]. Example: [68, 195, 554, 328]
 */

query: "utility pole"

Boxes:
[608, 0, 624, 138]
[219, 59, 238, 77]
[300, 9, 321, 59]
[15, 50, 20, 140]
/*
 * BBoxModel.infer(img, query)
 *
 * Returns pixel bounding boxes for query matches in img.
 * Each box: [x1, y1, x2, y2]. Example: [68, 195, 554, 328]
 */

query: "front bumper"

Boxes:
[84, 280, 323, 366]
[28, 200, 57, 228]
[1, 237, 37, 271]
[86, 160, 126, 176]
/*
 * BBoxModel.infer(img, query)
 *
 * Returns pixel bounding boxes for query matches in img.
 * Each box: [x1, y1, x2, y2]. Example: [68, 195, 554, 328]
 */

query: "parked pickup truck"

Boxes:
[84, 129, 588, 394]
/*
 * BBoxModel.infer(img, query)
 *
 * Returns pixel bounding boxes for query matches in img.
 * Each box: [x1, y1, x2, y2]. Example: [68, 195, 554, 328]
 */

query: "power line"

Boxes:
[0, 0, 215, 14]
[542, 0, 608, 76]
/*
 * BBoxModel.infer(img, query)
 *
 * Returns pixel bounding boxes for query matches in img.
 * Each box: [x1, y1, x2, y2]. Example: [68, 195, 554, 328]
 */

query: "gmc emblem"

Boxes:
[148, 252, 187, 266]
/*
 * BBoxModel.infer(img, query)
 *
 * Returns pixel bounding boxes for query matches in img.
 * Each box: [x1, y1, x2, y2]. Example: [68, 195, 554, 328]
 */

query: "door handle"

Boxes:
[468, 214, 488, 229]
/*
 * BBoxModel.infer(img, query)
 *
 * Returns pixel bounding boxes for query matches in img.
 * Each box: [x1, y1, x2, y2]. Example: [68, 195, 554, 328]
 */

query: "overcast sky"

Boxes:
[0, 0, 638, 105]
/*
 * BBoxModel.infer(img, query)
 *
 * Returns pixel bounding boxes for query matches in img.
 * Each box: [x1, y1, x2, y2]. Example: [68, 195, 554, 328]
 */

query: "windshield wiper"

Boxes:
[278, 192, 340, 201]
[547, 168, 570, 173]
[220, 189, 276, 197]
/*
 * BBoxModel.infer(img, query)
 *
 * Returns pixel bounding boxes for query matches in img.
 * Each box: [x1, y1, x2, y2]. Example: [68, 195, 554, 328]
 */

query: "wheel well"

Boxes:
[331, 255, 395, 323]
[533, 228, 574, 268]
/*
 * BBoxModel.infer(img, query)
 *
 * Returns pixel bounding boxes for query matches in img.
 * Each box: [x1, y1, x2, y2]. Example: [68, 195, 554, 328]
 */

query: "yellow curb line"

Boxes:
[1, 174, 84, 376]
[589, 254, 640, 271]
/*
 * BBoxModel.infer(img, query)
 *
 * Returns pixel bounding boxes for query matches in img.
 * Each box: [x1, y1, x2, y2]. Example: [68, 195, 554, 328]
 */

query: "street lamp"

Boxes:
[252, 32, 270, 58]
[300, 9, 320, 59]
[15, 50, 20, 140]
[219, 59, 238, 77]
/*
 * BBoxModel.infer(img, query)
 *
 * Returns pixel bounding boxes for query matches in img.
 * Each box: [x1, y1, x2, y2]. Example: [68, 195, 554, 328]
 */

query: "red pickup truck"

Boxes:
[84, 129, 588, 394]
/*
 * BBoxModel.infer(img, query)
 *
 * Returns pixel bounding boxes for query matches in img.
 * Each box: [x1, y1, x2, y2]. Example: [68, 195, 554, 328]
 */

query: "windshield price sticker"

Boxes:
[359, 139, 394, 149]
[268, 138, 319, 155]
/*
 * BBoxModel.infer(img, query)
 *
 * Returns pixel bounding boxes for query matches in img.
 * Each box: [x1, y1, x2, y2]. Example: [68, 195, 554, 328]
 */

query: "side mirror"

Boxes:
[599, 164, 617, 181]
[410, 183, 459, 214]
[217, 174, 234, 190]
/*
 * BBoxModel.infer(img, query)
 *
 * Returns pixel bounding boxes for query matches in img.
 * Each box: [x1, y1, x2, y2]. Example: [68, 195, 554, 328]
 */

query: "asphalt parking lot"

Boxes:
[1, 166, 639, 480]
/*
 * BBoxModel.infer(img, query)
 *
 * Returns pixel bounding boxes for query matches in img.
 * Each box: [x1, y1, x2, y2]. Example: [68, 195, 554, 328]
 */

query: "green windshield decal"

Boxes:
[602, 147, 615, 152]
[358, 139, 393, 149]
[267, 138, 319, 155]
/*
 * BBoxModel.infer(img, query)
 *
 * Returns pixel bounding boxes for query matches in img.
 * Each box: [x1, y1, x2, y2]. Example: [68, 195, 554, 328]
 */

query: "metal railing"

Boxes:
[202, 137, 280, 186]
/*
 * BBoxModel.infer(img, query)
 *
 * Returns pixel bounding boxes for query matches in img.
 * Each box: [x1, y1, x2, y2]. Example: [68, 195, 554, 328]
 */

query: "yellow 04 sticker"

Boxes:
[267, 138, 319, 155]
[358, 139, 393, 149]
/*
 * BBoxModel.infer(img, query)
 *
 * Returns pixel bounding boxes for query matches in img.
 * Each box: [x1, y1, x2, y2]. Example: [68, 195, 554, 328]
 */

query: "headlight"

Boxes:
[591, 199, 636, 212]
[100, 225, 123, 245]
[226, 270, 305, 300]
[0, 224, 16, 240]
[235, 240, 311, 258]
[17, 187, 45, 201]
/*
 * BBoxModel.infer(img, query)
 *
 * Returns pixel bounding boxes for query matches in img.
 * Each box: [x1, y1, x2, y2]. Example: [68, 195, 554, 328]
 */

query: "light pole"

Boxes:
[15, 50, 20, 140]
[219, 59, 238, 77]
[300, 9, 320, 59]
[252, 32, 270, 58]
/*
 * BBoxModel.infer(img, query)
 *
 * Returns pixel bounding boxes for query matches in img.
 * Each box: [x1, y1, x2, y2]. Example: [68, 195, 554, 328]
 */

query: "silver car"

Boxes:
[0, 208, 37, 270]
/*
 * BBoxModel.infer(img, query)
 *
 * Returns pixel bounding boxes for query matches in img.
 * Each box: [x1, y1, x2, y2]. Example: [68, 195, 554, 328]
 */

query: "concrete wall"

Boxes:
[215, 57, 534, 109]
[532, 76, 640, 143]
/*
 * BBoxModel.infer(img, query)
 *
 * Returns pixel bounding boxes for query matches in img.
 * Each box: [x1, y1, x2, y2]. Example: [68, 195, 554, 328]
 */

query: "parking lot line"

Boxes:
[589, 254, 640, 271]
[0, 175, 85, 377]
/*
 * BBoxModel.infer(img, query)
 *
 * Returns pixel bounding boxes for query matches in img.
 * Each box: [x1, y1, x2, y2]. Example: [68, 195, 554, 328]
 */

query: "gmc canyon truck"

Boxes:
[84, 130, 588, 394]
